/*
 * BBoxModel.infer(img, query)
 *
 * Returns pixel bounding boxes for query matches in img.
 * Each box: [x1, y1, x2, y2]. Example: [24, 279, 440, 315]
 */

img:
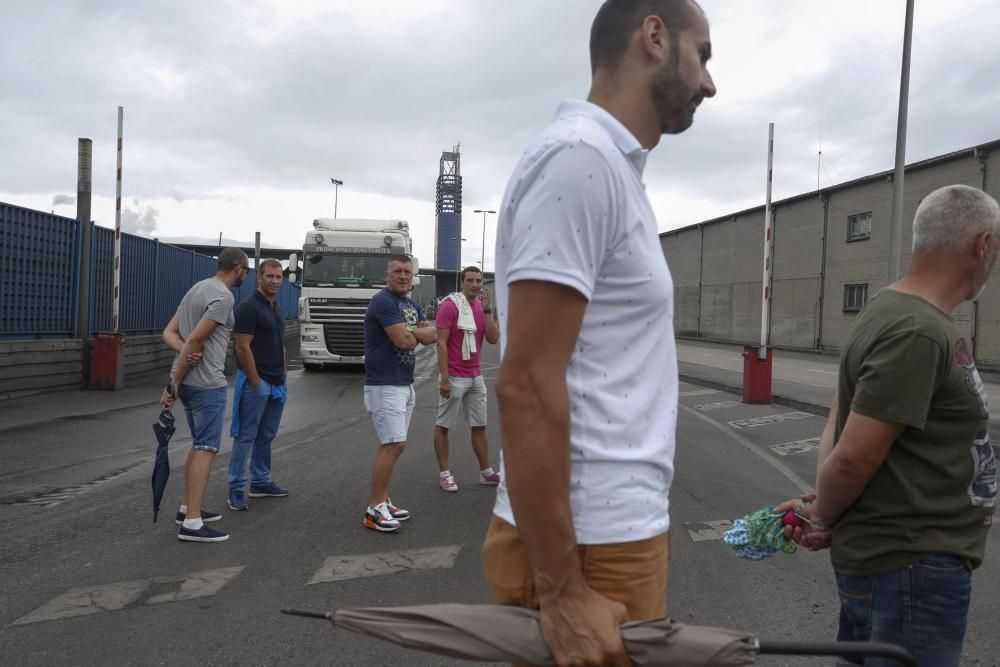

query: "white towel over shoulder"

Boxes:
[447, 292, 477, 361]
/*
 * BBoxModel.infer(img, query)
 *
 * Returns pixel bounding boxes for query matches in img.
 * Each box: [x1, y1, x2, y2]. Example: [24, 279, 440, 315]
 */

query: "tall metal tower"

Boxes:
[435, 144, 462, 272]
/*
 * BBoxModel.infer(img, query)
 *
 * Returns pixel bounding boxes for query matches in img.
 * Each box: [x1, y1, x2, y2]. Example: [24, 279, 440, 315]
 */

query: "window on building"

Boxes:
[847, 212, 872, 241]
[844, 283, 868, 312]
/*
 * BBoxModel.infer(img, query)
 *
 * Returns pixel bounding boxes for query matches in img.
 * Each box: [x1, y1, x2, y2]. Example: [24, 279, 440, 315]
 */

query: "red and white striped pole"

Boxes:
[758, 122, 775, 357]
[112, 106, 123, 333]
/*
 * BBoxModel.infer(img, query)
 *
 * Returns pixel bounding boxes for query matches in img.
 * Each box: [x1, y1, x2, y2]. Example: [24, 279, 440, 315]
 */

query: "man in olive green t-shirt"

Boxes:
[783, 185, 999, 666]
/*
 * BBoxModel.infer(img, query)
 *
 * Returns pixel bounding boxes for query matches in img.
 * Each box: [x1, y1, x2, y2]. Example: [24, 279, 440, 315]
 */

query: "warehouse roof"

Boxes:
[659, 138, 1000, 237]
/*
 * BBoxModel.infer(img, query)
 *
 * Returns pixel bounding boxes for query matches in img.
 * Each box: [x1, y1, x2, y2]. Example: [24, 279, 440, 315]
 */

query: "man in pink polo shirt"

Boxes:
[434, 266, 500, 491]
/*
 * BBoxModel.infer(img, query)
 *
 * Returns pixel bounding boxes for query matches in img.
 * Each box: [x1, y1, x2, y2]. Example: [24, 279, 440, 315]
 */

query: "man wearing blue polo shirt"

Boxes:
[227, 259, 289, 511]
[362, 255, 437, 532]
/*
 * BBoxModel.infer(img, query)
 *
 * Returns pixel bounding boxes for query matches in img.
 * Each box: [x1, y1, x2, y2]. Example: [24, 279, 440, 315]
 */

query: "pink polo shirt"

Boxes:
[435, 297, 486, 378]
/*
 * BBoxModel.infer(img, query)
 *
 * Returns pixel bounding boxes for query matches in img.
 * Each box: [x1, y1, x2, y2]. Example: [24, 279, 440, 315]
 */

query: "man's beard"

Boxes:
[651, 49, 696, 135]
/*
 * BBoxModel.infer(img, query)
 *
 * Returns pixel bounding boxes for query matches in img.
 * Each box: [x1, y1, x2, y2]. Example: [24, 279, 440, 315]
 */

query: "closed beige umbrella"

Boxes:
[283, 603, 917, 666]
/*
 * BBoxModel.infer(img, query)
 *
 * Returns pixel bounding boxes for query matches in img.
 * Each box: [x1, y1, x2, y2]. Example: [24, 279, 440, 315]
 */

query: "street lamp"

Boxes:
[330, 178, 343, 219]
[474, 209, 496, 270]
[449, 236, 467, 292]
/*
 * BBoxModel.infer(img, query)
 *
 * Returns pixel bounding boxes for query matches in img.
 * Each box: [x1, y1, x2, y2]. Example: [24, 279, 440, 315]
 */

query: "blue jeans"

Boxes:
[178, 385, 227, 453]
[227, 377, 285, 492]
[835, 554, 972, 666]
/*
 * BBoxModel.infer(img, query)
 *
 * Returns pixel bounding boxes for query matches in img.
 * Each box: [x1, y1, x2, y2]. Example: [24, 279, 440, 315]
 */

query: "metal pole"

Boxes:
[254, 231, 261, 269]
[759, 123, 775, 357]
[887, 0, 915, 284]
[76, 138, 93, 343]
[331, 178, 343, 219]
[112, 106, 124, 333]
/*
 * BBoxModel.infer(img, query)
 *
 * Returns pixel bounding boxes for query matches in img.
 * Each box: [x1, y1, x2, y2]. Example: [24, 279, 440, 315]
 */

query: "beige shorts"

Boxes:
[481, 515, 670, 622]
[435, 375, 487, 430]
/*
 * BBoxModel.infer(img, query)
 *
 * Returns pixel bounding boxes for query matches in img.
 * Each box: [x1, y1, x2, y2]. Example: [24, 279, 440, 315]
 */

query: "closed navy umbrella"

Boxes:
[150, 384, 176, 523]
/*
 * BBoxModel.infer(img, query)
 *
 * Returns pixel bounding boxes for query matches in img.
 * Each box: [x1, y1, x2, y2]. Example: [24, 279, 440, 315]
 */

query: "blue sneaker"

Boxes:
[178, 524, 229, 543]
[175, 509, 222, 526]
[228, 490, 249, 511]
[249, 482, 289, 498]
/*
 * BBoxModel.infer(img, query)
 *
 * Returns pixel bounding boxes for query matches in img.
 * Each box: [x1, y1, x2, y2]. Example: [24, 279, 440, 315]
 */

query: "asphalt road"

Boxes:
[1, 343, 998, 666]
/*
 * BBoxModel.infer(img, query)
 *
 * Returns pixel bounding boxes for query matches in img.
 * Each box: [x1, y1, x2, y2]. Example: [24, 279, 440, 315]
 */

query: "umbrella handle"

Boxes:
[281, 609, 333, 621]
[163, 383, 176, 412]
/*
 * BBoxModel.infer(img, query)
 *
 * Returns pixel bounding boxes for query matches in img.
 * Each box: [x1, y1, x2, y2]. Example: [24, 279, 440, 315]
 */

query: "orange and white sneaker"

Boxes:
[385, 498, 410, 521]
[364, 502, 400, 532]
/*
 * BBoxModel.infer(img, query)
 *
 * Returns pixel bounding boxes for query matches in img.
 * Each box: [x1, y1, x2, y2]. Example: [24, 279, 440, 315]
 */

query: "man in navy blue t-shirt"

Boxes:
[227, 259, 290, 512]
[362, 255, 437, 532]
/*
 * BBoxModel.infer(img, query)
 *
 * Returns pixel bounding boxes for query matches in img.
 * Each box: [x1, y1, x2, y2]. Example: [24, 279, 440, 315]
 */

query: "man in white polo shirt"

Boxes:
[482, 1, 716, 665]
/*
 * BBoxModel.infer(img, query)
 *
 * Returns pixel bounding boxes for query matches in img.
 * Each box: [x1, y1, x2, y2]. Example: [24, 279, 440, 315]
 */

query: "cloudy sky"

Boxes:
[4, 0, 999, 270]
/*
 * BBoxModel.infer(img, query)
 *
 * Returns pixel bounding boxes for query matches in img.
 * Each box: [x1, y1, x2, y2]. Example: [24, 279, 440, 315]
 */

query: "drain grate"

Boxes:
[2, 461, 146, 507]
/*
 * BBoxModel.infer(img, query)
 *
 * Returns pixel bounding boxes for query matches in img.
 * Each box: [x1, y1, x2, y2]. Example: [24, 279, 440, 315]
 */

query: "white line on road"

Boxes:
[805, 368, 836, 375]
[679, 404, 811, 493]
[307, 545, 462, 585]
[771, 437, 822, 456]
[12, 566, 245, 626]
[728, 412, 814, 430]
[693, 400, 740, 411]
[684, 519, 734, 542]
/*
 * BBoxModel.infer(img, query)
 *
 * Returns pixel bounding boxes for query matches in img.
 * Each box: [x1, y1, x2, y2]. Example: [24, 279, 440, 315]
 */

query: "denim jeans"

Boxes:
[227, 377, 285, 492]
[835, 554, 972, 666]
[178, 385, 228, 453]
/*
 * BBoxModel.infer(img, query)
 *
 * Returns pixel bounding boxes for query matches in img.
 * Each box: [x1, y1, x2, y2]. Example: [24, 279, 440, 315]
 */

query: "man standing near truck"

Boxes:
[227, 258, 290, 512]
[361, 255, 437, 532]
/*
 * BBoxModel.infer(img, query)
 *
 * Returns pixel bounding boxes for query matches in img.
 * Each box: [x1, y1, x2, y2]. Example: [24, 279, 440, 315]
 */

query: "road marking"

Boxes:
[679, 404, 811, 493]
[693, 400, 740, 411]
[728, 412, 814, 430]
[804, 368, 836, 374]
[771, 437, 822, 456]
[308, 545, 462, 585]
[684, 519, 734, 542]
[12, 566, 245, 626]
[679, 389, 719, 397]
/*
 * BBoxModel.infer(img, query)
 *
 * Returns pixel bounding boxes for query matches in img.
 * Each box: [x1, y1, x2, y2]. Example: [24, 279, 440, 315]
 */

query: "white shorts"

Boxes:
[364, 384, 415, 445]
[435, 375, 487, 430]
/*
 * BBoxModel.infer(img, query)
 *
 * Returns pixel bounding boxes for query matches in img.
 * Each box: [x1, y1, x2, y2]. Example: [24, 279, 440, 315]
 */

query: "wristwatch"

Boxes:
[439, 376, 450, 386]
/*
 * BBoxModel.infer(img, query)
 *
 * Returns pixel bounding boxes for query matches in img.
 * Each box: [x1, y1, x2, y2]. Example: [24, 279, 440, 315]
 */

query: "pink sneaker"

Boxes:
[439, 474, 458, 492]
[479, 470, 501, 486]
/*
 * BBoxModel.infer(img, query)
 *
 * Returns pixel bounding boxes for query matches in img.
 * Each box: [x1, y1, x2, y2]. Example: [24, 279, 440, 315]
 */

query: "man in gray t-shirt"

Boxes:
[161, 247, 249, 543]
[169, 278, 235, 389]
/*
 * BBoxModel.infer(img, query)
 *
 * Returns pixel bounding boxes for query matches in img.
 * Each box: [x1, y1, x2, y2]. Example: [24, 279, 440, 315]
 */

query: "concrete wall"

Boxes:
[0, 320, 301, 401]
[771, 197, 824, 348]
[662, 141, 1000, 365]
[0, 340, 84, 400]
[662, 227, 702, 335]
[976, 150, 1000, 365]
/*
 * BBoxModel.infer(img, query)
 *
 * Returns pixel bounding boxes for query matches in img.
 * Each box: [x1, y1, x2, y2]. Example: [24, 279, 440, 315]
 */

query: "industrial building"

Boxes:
[660, 139, 1000, 366]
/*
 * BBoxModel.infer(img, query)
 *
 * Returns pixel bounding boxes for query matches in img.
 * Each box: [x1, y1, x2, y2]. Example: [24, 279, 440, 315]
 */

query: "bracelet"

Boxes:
[439, 377, 450, 385]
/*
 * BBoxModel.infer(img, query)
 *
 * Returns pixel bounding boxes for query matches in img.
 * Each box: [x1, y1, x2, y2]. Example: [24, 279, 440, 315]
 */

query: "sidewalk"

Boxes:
[0, 374, 167, 434]
[676, 338, 1000, 430]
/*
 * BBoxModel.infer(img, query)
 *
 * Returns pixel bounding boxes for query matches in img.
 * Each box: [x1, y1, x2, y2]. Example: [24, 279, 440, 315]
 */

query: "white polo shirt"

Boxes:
[492, 99, 679, 545]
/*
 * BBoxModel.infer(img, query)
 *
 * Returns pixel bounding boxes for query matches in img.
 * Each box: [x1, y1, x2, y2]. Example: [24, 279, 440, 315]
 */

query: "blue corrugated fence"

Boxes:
[0, 201, 300, 339]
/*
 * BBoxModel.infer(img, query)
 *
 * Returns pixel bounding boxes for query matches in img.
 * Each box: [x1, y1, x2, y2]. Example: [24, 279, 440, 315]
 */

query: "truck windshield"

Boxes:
[302, 253, 390, 288]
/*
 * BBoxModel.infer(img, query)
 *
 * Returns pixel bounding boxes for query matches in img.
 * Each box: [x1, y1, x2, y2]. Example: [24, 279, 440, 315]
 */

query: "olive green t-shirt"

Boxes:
[831, 289, 996, 576]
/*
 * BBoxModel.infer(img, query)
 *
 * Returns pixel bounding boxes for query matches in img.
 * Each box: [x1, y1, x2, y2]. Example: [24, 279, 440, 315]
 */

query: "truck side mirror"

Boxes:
[289, 253, 299, 272]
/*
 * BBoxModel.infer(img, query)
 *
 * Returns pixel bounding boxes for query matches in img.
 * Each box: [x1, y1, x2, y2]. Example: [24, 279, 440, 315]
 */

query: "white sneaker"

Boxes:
[439, 474, 458, 492]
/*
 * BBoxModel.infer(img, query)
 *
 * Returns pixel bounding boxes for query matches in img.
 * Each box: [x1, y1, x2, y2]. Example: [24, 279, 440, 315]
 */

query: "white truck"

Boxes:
[289, 218, 418, 368]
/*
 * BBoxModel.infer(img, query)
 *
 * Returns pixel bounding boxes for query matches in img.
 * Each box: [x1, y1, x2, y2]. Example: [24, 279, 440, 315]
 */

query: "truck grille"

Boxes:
[324, 322, 365, 356]
[308, 298, 370, 357]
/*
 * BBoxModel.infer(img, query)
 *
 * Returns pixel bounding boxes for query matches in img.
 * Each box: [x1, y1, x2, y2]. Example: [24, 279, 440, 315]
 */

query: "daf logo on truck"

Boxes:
[288, 218, 419, 368]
